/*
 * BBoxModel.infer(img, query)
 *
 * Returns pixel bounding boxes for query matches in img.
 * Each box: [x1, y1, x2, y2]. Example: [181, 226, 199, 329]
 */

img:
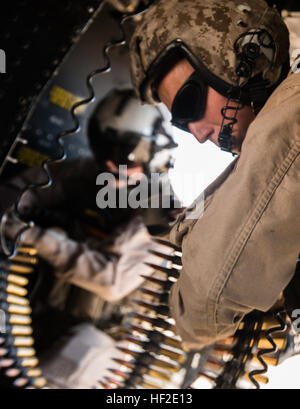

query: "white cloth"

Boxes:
[40, 323, 129, 389]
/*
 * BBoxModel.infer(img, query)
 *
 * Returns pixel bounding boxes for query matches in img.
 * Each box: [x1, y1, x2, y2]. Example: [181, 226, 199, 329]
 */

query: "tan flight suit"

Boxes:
[169, 70, 300, 350]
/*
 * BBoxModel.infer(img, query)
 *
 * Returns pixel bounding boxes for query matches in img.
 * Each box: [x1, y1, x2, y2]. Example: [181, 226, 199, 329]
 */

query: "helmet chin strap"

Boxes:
[218, 17, 277, 155]
[218, 124, 238, 155]
[218, 40, 262, 155]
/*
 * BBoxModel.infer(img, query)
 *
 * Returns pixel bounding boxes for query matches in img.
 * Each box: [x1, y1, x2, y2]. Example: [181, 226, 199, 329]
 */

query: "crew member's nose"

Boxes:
[188, 122, 214, 144]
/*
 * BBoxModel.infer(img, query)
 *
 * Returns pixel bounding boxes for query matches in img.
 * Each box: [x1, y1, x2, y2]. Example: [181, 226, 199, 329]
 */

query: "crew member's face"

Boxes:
[158, 59, 256, 153]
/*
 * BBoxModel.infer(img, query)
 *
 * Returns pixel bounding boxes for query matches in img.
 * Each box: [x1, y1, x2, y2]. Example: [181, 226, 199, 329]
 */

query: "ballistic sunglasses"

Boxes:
[171, 70, 208, 133]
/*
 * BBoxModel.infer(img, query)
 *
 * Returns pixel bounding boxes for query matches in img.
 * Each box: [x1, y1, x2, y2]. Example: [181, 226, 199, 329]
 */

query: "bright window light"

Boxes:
[169, 127, 234, 206]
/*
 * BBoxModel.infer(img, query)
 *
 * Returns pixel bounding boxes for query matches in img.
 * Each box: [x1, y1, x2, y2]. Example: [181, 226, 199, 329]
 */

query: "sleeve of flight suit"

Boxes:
[169, 72, 300, 350]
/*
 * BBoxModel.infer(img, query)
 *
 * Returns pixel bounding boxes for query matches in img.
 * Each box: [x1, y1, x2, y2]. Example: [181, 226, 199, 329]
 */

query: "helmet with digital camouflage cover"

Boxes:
[129, 0, 290, 112]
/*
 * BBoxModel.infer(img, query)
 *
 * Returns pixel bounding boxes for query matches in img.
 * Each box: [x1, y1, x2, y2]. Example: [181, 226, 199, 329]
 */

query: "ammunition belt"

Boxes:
[0, 244, 46, 389]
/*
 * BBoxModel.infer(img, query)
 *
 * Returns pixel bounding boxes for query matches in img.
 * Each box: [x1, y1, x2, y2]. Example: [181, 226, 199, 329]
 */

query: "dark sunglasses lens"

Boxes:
[170, 122, 189, 133]
[172, 84, 202, 122]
